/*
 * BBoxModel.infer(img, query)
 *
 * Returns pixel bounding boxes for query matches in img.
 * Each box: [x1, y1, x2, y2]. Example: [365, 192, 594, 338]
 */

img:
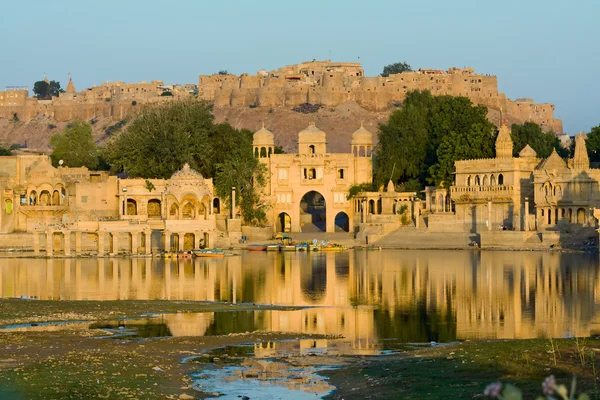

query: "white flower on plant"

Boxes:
[542, 375, 557, 395]
[484, 381, 503, 398]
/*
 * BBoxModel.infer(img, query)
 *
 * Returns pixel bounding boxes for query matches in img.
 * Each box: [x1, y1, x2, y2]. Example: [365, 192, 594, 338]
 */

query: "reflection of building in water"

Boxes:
[0, 251, 598, 340]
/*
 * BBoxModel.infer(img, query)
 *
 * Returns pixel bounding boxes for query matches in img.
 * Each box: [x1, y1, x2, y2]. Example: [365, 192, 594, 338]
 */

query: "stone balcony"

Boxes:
[450, 185, 515, 203]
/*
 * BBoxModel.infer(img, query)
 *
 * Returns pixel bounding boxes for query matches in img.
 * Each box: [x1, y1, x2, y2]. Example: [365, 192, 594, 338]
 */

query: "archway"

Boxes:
[300, 191, 326, 232]
[39, 190, 51, 206]
[126, 199, 137, 215]
[182, 202, 195, 219]
[334, 212, 349, 232]
[577, 208, 586, 225]
[213, 198, 221, 214]
[276, 212, 291, 233]
[183, 233, 195, 251]
[52, 190, 60, 206]
[148, 199, 161, 218]
[28, 190, 37, 205]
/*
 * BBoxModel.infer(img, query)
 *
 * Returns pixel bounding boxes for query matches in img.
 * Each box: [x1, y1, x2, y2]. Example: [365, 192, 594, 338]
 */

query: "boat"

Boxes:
[295, 243, 308, 252]
[266, 244, 281, 252]
[246, 244, 267, 251]
[192, 249, 225, 258]
[281, 245, 297, 252]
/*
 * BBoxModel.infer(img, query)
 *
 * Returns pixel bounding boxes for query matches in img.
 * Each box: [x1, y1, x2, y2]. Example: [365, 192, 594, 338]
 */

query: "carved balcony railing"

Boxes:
[450, 185, 514, 202]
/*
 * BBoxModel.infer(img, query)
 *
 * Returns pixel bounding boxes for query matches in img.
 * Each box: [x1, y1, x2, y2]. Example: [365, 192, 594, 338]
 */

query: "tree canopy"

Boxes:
[509, 122, 566, 158]
[585, 125, 600, 162]
[375, 90, 496, 189]
[33, 80, 63, 100]
[49, 121, 100, 169]
[103, 99, 268, 226]
[381, 62, 412, 77]
[0, 146, 12, 156]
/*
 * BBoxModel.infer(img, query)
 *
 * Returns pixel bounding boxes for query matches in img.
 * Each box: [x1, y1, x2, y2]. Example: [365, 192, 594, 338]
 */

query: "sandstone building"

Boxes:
[199, 60, 562, 133]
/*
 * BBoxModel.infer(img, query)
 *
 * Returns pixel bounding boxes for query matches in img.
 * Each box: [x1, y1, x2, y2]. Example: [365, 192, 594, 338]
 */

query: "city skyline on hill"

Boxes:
[1, 0, 598, 134]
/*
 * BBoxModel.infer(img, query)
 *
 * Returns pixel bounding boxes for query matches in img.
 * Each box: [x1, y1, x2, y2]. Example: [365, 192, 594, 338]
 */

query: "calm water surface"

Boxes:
[1, 250, 599, 344]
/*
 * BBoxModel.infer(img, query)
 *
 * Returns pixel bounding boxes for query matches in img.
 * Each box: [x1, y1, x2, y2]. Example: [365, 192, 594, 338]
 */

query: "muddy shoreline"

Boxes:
[0, 299, 599, 399]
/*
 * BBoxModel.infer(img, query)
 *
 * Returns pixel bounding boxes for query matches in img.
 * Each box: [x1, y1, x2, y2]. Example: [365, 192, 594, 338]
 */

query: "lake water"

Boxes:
[1, 250, 599, 344]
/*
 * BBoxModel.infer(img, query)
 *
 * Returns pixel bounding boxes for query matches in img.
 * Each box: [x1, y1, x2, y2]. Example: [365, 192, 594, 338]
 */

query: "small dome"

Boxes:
[298, 122, 326, 143]
[253, 124, 274, 146]
[518, 144, 537, 158]
[351, 122, 373, 145]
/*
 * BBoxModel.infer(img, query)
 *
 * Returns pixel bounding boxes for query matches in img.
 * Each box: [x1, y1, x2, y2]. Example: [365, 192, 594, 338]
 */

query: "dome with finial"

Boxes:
[572, 133, 589, 169]
[298, 121, 326, 144]
[386, 180, 395, 193]
[537, 149, 567, 170]
[518, 144, 537, 158]
[253, 123, 274, 146]
[351, 122, 373, 145]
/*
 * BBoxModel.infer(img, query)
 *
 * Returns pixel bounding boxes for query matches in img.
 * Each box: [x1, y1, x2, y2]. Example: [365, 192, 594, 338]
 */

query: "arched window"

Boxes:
[182, 202, 195, 219]
[309, 168, 316, 179]
[498, 174, 504, 185]
[126, 199, 137, 215]
[338, 169, 344, 179]
[213, 198, 221, 214]
[490, 174, 496, 186]
[147, 199, 161, 218]
[169, 203, 179, 218]
[254, 148, 259, 158]
[260, 147, 267, 157]
[466, 176, 471, 186]
[268, 147, 272, 157]
[309, 145, 315, 154]
[475, 175, 481, 186]
[482, 175, 488, 186]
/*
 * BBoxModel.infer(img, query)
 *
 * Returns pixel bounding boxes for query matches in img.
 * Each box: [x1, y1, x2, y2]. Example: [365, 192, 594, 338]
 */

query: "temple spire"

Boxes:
[572, 132, 589, 169]
[495, 123, 513, 159]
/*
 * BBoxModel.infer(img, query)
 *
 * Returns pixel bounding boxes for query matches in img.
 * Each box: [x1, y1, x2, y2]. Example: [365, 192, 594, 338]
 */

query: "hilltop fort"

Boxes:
[198, 60, 562, 133]
[0, 60, 562, 151]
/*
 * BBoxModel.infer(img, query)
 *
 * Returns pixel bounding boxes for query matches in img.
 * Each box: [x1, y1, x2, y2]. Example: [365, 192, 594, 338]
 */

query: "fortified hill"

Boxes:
[0, 60, 562, 152]
[199, 60, 562, 133]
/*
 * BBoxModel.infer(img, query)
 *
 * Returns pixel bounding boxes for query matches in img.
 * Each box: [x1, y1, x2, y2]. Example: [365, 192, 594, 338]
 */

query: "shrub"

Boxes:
[131, 100, 137, 106]
[292, 103, 322, 114]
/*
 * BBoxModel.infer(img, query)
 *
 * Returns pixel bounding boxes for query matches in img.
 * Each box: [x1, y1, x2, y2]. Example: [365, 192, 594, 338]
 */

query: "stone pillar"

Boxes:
[45, 231, 53, 256]
[74, 232, 82, 254]
[63, 231, 71, 256]
[144, 230, 152, 255]
[33, 232, 40, 255]
[131, 232, 139, 255]
[164, 231, 171, 252]
[361, 200, 366, 223]
[97, 232, 105, 256]
[415, 202, 420, 229]
[178, 233, 185, 252]
[487, 200, 492, 231]
[110, 232, 119, 256]
[524, 198, 529, 232]
[231, 187, 236, 219]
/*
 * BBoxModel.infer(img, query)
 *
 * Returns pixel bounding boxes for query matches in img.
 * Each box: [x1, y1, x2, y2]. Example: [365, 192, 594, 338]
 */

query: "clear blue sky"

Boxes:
[1, 0, 598, 134]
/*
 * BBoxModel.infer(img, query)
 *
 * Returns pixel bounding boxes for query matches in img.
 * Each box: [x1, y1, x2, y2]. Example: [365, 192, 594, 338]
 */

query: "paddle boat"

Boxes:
[192, 249, 225, 258]
[246, 244, 267, 251]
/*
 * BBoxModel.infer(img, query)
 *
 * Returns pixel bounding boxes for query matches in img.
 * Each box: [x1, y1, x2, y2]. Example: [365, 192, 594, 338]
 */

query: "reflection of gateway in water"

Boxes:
[0, 251, 599, 341]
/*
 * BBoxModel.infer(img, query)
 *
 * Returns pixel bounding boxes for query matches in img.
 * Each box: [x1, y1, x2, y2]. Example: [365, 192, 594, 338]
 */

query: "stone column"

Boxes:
[33, 232, 40, 255]
[63, 231, 71, 256]
[231, 187, 236, 219]
[361, 200, 366, 224]
[74, 232, 82, 254]
[415, 201, 420, 229]
[131, 232, 139, 255]
[144, 230, 152, 255]
[45, 231, 53, 256]
[178, 233, 185, 252]
[110, 232, 119, 256]
[97, 232, 105, 256]
[487, 200, 492, 231]
[164, 231, 171, 252]
[524, 198, 529, 232]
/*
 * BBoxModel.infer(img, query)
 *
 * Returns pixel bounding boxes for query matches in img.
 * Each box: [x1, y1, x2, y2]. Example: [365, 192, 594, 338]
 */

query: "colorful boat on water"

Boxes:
[192, 249, 225, 258]
[295, 243, 308, 252]
[281, 245, 297, 252]
[246, 244, 267, 251]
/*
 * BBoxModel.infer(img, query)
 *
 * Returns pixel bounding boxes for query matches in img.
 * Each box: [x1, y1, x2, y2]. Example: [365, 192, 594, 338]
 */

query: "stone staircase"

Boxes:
[372, 227, 477, 249]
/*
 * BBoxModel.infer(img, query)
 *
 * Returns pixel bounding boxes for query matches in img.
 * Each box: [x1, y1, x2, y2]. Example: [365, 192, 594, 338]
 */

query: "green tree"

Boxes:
[374, 90, 495, 188]
[33, 80, 63, 100]
[429, 123, 496, 187]
[217, 70, 229, 75]
[585, 125, 600, 162]
[49, 121, 99, 169]
[381, 61, 412, 77]
[510, 122, 564, 158]
[0, 146, 12, 156]
[104, 99, 268, 226]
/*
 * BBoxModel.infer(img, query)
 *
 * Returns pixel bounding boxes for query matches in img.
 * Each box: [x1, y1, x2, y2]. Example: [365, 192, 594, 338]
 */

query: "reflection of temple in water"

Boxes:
[1, 251, 599, 342]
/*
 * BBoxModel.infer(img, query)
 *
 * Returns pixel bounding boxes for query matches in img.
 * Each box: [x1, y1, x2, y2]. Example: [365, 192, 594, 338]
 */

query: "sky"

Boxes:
[1, 0, 598, 134]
